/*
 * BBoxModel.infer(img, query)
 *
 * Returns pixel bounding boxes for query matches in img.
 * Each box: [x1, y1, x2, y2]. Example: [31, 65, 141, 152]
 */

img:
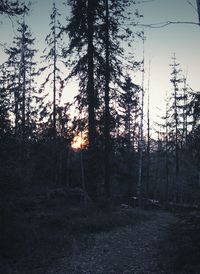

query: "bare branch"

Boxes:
[186, 0, 198, 12]
[136, 0, 158, 3]
[0, 41, 6, 48]
[135, 21, 200, 28]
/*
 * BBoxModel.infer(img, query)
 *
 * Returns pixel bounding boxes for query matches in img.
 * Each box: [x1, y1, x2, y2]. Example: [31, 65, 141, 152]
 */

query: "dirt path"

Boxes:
[48, 209, 178, 274]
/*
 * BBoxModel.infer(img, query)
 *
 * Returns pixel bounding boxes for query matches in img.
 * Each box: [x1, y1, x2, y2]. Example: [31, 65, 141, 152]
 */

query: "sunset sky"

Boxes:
[1, 0, 200, 132]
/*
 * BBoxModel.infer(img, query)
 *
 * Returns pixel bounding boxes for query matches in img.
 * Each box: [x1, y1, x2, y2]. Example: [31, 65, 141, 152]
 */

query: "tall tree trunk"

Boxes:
[21, 22, 26, 143]
[80, 130, 86, 205]
[183, 76, 188, 144]
[53, 6, 56, 137]
[174, 69, 179, 201]
[137, 34, 145, 205]
[87, 0, 95, 149]
[104, 0, 111, 198]
[146, 62, 150, 198]
[15, 71, 20, 138]
[87, 0, 97, 198]
[197, 0, 200, 24]
[127, 96, 132, 198]
[165, 98, 169, 207]
[171, 54, 179, 202]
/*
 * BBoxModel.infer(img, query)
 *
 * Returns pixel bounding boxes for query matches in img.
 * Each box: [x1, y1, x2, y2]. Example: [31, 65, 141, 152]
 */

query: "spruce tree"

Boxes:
[0, 0, 27, 15]
[64, 0, 140, 199]
[118, 75, 140, 197]
[41, 2, 63, 137]
[170, 55, 181, 186]
[4, 18, 37, 142]
[0, 64, 11, 138]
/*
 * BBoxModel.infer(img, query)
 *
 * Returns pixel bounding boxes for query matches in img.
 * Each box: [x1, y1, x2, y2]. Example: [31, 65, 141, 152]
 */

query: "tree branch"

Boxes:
[0, 42, 6, 48]
[186, 0, 198, 12]
[135, 21, 200, 28]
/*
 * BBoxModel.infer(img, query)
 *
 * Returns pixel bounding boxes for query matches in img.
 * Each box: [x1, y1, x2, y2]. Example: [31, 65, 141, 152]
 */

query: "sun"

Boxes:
[71, 133, 88, 150]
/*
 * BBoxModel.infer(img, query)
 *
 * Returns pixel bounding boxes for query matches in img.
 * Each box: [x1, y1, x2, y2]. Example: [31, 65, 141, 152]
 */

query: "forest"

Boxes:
[0, 0, 200, 273]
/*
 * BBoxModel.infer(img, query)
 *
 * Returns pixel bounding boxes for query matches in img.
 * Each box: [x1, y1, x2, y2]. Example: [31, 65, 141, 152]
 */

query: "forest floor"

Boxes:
[47, 209, 178, 274]
[1, 193, 200, 274]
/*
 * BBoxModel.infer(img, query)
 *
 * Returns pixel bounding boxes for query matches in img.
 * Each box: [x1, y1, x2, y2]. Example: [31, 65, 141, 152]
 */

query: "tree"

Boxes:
[169, 55, 182, 184]
[64, 0, 140, 199]
[0, 0, 27, 15]
[41, 2, 63, 138]
[103, 0, 111, 198]
[196, 0, 200, 24]
[118, 76, 140, 151]
[182, 76, 189, 144]
[0, 64, 11, 138]
[64, 0, 99, 198]
[137, 33, 145, 204]
[118, 75, 140, 197]
[145, 62, 151, 198]
[158, 94, 171, 205]
[4, 18, 37, 143]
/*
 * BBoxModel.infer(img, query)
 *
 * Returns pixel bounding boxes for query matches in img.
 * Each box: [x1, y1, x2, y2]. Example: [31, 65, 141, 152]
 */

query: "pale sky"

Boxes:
[0, 0, 200, 131]
[138, 0, 200, 130]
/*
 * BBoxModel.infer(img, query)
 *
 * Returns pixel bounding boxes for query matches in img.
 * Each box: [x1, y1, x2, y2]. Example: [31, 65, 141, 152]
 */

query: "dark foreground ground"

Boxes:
[1, 192, 200, 273]
[48, 209, 177, 274]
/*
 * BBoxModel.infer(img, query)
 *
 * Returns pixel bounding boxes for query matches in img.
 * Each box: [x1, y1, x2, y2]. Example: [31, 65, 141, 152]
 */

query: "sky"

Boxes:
[0, 0, 200, 131]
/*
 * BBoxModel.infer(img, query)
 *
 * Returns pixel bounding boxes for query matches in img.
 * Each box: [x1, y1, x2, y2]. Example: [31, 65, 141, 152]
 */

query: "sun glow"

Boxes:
[71, 133, 88, 150]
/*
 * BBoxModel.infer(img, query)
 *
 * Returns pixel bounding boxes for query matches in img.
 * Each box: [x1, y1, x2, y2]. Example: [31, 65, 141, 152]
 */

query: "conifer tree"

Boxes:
[64, 0, 140, 199]
[119, 76, 140, 151]
[0, 64, 11, 138]
[118, 75, 140, 197]
[0, 0, 27, 15]
[41, 2, 63, 137]
[169, 54, 183, 189]
[4, 18, 37, 142]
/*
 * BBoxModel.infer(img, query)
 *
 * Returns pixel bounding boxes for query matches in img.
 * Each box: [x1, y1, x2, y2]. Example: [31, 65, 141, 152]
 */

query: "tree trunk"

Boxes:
[87, 0, 97, 199]
[137, 34, 145, 205]
[87, 0, 95, 149]
[165, 101, 169, 207]
[197, 0, 200, 24]
[104, 0, 111, 199]
[21, 23, 26, 143]
[146, 66, 150, 198]
[53, 8, 57, 137]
